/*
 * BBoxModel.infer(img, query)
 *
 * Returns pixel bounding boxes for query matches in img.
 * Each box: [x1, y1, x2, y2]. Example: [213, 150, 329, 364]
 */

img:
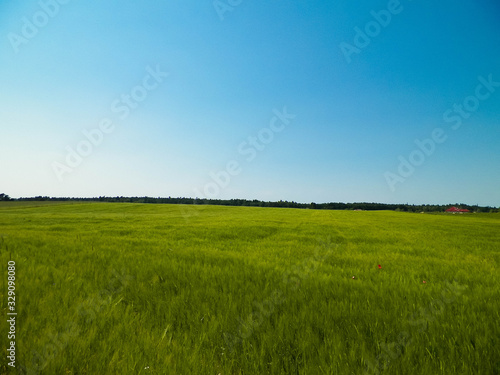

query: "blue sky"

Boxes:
[1, 0, 499, 206]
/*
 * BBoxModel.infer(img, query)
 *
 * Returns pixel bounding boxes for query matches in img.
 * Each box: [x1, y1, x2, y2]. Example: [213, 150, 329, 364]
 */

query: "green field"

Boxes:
[1, 202, 499, 374]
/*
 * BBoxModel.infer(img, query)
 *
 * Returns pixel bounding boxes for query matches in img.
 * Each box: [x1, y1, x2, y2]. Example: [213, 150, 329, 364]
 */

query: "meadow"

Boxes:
[0, 202, 498, 374]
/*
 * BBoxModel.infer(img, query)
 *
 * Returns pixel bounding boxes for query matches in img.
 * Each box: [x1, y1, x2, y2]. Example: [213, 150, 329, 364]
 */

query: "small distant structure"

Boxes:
[445, 206, 470, 213]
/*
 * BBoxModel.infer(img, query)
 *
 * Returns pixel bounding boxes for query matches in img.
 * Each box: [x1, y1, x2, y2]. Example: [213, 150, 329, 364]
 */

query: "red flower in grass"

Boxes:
[423, 280, 427, 284]
[378, 264, 382, 269]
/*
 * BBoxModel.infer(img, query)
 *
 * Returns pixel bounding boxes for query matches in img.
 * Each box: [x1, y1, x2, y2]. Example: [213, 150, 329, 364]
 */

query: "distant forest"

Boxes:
[1, 193, 497, 213]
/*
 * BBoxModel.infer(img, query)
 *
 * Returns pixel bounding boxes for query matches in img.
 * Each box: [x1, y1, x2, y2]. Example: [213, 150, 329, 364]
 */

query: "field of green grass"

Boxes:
[0, 202, 498, 374]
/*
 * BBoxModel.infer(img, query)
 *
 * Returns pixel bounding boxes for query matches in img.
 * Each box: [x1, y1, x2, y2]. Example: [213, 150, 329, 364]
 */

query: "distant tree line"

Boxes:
[5, 194, 498, 213]
[0, 193, 11, 201]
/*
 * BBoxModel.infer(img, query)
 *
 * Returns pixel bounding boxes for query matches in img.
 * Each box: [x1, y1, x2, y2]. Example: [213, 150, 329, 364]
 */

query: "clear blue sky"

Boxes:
[1, 0, 499, 206]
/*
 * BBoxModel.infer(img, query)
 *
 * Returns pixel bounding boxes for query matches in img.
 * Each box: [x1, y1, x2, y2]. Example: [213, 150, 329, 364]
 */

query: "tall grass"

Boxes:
[0, 202, 498, 374]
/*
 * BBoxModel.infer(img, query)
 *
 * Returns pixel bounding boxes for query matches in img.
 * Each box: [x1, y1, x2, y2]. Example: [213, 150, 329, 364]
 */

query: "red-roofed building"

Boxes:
[445, 206, 470, 213]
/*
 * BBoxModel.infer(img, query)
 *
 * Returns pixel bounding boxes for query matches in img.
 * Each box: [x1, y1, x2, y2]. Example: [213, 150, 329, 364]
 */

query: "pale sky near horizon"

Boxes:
[1, 1, 499, 206]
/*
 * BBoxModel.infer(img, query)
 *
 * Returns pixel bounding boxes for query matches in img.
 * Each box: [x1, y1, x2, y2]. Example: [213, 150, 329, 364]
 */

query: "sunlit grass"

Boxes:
[0, 202, 498, 374]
